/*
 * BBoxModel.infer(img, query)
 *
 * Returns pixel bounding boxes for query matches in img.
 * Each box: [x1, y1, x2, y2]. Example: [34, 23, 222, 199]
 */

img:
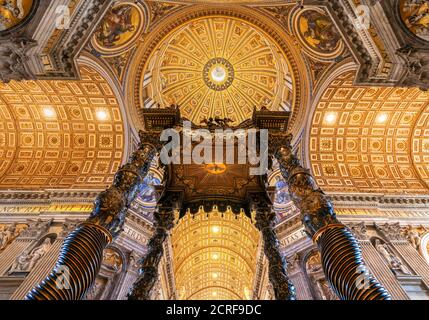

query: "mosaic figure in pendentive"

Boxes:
[0, 0, 33, 32]
[401, 0, 429, 41]
[96, 5, 137, 48]
[299, 10, 341, 53]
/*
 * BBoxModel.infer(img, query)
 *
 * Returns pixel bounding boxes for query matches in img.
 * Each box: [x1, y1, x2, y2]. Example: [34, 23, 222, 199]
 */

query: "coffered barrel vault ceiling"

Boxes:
[171, 209, 260, 300]
[0, 66, 124, 189]
[310, 71, 429, 194]
[142, 16, 293, 125]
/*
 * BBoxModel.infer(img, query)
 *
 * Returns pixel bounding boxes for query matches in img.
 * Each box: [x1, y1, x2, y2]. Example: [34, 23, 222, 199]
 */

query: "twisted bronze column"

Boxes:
[254, 204, 296, 300]
[269, 133, 391, 300]
[127, 193, 180, 300]
[25, 132, 163, 300]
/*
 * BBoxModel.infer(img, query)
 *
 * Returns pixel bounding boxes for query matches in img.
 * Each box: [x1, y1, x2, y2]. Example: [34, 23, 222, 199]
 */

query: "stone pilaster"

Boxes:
[127, 192, 182, 300]
[127, 211, 175, 300]
[10, 239, 62, 300]
[394, 242, 429, 289]
[116, 252, 140, 300]
[360, 241, 409, 300]
[287, 255, 313, 300]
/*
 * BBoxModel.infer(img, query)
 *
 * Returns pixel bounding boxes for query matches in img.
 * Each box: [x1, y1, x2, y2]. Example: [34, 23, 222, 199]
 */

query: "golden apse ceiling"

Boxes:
[0, 66, 124, 189]
[142, 16, 293, 125]
[171, 208, 260, 300]
[310, 71, 429, 194]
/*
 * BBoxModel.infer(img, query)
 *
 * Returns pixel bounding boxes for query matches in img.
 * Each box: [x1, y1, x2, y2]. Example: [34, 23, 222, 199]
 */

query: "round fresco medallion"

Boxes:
[294, 8, 343, 59]
[0, 0, 36, 33]
[92, 2, 144, 54]
[400, 0, 429, 41]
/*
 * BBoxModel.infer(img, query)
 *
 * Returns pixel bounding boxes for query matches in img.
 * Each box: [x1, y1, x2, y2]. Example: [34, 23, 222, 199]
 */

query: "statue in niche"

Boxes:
[8, 249, 31, 273]
[0, 224, 16, 249]
[86, 277, 105, 300]
[8, 238, 52, 274]
[306, 252, 338, 300]
[0, 225, 5, 245]
[374, 239, 412, 275]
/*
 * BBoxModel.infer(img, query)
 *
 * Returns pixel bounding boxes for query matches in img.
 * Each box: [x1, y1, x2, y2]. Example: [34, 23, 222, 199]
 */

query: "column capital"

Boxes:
[138, 131, 166, 151]
[267, 132, 293, 157]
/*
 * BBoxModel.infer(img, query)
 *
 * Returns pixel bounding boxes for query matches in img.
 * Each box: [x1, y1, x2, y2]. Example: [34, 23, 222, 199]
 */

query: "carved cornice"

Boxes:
[275, 214, 302, 235]
[41, 0, 111, 79]
[0, 189, 101, 204]
[274, 193, 429, 236]
[126, 211, 155, 233]
[330, 193, 429, 208]
[311, 0, 429, 89]
[0, 1, 114, 80]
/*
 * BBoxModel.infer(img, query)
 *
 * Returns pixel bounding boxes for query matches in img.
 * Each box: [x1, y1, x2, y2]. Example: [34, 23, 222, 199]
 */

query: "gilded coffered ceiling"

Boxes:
[309, 71, 429, 194]
[0, 66, 124, 189]
[172, 209, 260, 300]
[142, 16, 293, 125]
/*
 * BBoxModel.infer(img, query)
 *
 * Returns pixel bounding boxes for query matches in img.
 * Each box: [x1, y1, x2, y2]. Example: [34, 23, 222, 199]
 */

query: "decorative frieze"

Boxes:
[19, 219, 53, 239]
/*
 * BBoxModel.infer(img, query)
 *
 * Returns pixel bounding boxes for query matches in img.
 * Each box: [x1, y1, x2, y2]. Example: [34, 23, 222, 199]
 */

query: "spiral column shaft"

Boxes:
[254, 207, 296, 300]
[25, 224, 110, 300]
[127, 213, 173, 300]
[25, 133, 163, 300]
[270, 133, 391, 300]
[127, 193, 180, 300]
